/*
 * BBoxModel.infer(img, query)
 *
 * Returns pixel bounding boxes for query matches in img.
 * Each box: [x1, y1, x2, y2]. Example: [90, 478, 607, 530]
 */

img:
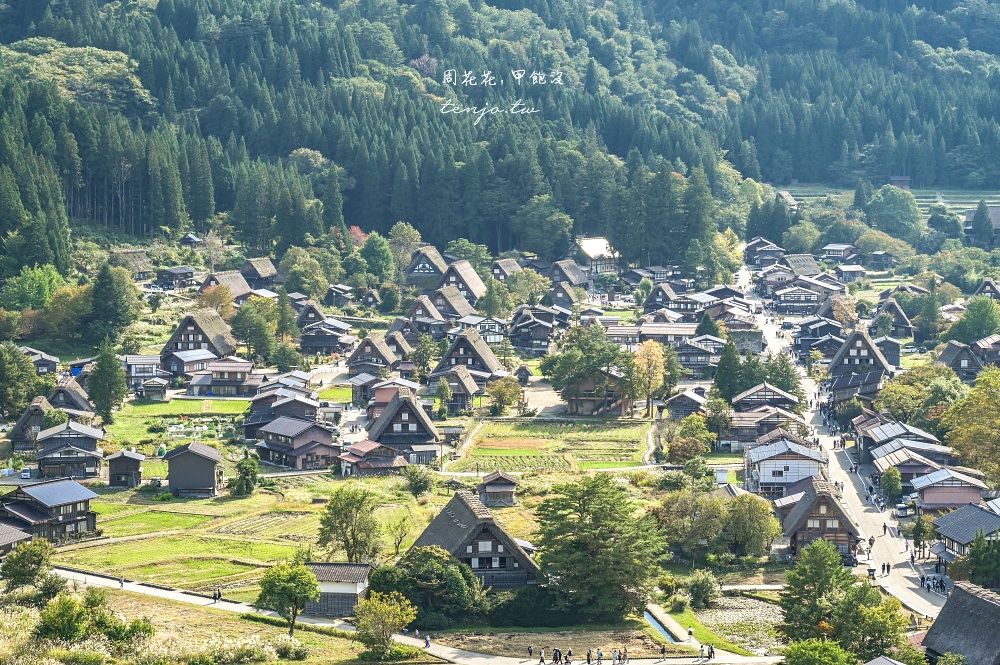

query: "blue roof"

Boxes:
[20, 479, 98, 507]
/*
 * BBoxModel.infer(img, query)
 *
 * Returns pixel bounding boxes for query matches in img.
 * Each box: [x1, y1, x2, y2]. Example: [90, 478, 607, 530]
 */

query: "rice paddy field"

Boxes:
[449, 421, 649, 472]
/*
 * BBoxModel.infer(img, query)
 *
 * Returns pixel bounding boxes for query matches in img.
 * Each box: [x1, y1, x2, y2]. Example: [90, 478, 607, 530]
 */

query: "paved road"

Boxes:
[747, 293, 946, 619]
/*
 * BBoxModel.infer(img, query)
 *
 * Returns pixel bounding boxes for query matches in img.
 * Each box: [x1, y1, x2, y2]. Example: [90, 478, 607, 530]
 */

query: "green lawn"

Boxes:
[122, 399, 250, 415]
[99, 511, 214, 538]
[705, 451, 745, 464]
[666, 606, 755, 657]
[318, 385, 353, 402]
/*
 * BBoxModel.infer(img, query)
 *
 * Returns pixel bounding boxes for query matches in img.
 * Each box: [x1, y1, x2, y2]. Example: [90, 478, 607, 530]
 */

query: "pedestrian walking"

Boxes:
[611, 650, 617, 665]
[424, 636, 430, 649]
[587, 648, 593, 665]
[699, 646, 705, 659]
[529, 645, 534, 658]
[883, 523, 888, 535]
[659, 645, 665, 660]
[119, 577, 124, 588]
[688, 626, 694, 641]
[905, 539, 909, 552]
[911, 552, 916, 565]
[540, 650, 546, 665]
[597, 649, 603, 665]
[415, 629, 419, 638]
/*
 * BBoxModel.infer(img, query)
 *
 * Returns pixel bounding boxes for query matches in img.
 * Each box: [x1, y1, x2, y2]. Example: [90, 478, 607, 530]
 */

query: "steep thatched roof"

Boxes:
[200, 271, 252, 300]
[170, 309, 237, 357]
[924, 582, 1000, 664]
[782, 477, 858, 538]
[366, 387, 439, 442]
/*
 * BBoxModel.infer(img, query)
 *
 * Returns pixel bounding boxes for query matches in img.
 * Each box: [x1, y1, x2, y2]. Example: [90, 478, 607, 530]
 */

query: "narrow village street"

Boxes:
[744, 275, 947, 621]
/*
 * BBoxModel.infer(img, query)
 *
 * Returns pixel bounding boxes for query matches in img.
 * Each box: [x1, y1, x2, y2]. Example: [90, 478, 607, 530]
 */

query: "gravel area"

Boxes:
[694, 596, 786, 656]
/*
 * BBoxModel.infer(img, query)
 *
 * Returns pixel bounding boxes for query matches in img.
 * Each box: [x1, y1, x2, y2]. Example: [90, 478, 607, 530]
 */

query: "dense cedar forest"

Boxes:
[4, 0, 1000, 273]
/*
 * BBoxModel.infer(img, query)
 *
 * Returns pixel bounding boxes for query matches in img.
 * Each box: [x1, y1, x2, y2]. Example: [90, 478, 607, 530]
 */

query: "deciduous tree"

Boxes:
[254, 564, 320, 637]
[354, 591, 417, 659]
[195, 284, 234, 321]
[634, 340, 665, 416]
[318, 485, 383, 563]
[486, 375, 522, 415]
[725, 494, 781, 556]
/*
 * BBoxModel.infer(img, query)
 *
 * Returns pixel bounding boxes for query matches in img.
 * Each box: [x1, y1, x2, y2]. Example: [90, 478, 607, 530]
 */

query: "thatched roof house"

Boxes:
[924, 582, 1000, 665]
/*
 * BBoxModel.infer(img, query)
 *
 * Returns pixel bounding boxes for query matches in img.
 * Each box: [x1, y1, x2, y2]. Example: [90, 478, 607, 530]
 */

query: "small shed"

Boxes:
[141, 377, 170, 401]
[477, 470, 518, 507]
[107, 449, 146, 488]
[163, 442, 224, 497]
[514, 364, 534, 386]
[180, 233, 202, 248]
[304, 563, 372, 617]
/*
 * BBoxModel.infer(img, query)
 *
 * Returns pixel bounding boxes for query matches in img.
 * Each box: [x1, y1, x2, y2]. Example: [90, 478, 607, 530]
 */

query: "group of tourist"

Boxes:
[530, 645, 640, 664]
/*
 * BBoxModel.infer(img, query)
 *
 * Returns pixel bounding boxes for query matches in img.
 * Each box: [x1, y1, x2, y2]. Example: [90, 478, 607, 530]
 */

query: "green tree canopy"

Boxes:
[254, 563, 320, 636]
[318, 484, 382, 563]
[87, 338, 128, 423]
[779, 539, 856, 641]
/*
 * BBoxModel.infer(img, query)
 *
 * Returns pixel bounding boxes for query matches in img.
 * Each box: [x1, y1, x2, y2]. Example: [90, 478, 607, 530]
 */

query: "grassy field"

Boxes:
[318, 385, 353, 401]
[99, 510, 215, 537]
[60, 476, 449, 600]
[665, 606, 755, 657]
[450, 421, 649, 472]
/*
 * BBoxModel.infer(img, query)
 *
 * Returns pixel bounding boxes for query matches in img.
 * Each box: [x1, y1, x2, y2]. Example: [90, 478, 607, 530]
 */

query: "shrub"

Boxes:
[35, 594, 88, 641]
[271, 636, 309, 661]
[656, 574, 680, 597]
[153, 492, 173, 502]
[668, 593, 690, 612]
[487, 586, 578, 627]
[685, 570, 720, 609]
[206, 636, 277, 664]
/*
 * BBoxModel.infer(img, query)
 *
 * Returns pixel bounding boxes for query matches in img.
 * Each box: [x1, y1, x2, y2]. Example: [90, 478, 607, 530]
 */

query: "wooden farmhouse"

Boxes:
[973, 278, 1000, 300]
[782, 477, 861, 559]
[745, 440, 828, 498]
[347, 335, 399, 377]
[923, 582, 1000, 664]
[490, 258, 521, 281]
[405, 245, 449, 287]
[304, 563, 372, 617]
[161, 309, 237, 359]
[35, 421, 105, 479]
[477, 471, 518, 507]
[430, 328, 505, 389]
[872, 447, 941, 492]
[47, 377, 94, 417]
[256, 418, 337, 470]
[0, 478, 98, 543]
[107, 449, 145, 488]
[411, 491, 540, 588]
[199, 271, 253, 305]
[732, 382, 799, 412]
[240, 258, 277, 289]
[548, 259, 589, 288]
[336, 440, 407, 477]
[828, 331, 894, 377]
[9, 396, 54, 452]
[163, 442, 225, 498]
[21, 345, 58, 375]
[365, 388, 440, 464]
[437, 260, 487, 303]
[662, 390, 707, 421]
[433, 285, 476, 320]
[936, 340, 985, 384]
[930, 505, 1000, 578]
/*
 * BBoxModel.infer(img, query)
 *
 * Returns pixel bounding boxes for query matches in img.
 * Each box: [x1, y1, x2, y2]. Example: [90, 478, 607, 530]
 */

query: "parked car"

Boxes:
[781, 321, 795, 330]
[149, 477, 162, 488]
[20, 467, 31, 479]
[841, 552, 859, 567]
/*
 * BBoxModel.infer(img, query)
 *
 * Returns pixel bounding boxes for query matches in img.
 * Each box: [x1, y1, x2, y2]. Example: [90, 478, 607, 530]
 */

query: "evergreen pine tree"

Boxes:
[714, 340, 742, 402]
[88, 338, 128, 424]
[972, 199, 994, 248]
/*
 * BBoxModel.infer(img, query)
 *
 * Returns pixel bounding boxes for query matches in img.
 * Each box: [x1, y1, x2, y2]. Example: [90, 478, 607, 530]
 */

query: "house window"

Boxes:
[409, 424, 417, 431]
[479, 541, 492, 552]
[961, 359, 969, 368]
[393, 424, 402, 432]
[827, 519, 839, 529]
[401, 413, 408, 421]
[807, 519, 820, 528]
[467, 545, 473, 553]
[497, 544, 504, 553]
[771, 470, 783, 477]
[820, 505, 827, 514]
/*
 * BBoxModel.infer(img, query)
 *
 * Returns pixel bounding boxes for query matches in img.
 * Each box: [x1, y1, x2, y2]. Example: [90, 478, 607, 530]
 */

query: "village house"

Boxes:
[180, 232, 202, 248]
[754, 244, 786, 268]
[111, 249, 154, 281]
[937, 340, 985, 384]
[411, 490, 540, 587]
[430, 328, 505, 389]
[780, 254, 822, 277]
[299, 319, 357, 356]
[0, 521, 30, 556]
[256, 417, 338, 470]
[490, 258, 522, 281]
[635, 322, 699, 347]
[336, 440, 407, 477]
[870, 298, 913, 338]
[821, 243, 858, 262]
[873, 336, 902, 368]
[437, 260, 487, 303]
[456, 314, 508, 346]
[869, 438, 955, 467]
[869, 251, 894, 270]
[365, 388, 440, 464]
[8, 397, 54, 452]
[760, 265, 796, 295]
[642, 283, 678, 313]
[923, 582, 1000, 664]
[326, 283, 354, 308]
[293, 301, 326, 328]
[782, 477, 860, 559]
[674, 340, 718, 375]
[199, 271, 253, 305]
[732, 382, 799, 412]
[743, 237, 777, 264]
[773, 286, 820, 315]
[21, 346, 58, 375]
[243, 393, 319, 439]
[240, 258, 277, 289]
[160, 349, 218, 378]
[405, 245, 449, 287]
[433, 286, 476, 320]
[359, 288, 382, 309]
[662, 390, 707, 421]
[972, 333, 1000, 366]
[573, 236, 619, 276]
[156, 266, 195, 289]
[0, 478, 98, 543]
[514, 364, 534, 386]
[441, 366, 479, 415]
[163, 442, 225, 497]
[478, 471, 518, 507]
[346, 373, 380, 406]
[121, 355, 171, 392]
[548, 259, 589, 289]
[47, 377, 94, 417]
[828, 331, 895, 377]
[856, 419, 940, 465]
[187, 359, 263, 397]
[929, 506, 1000, 578]
[745, 440, 828, 498]
[974, 277, 1000, 300]
[564, 367, 633, 416]
[912, 468, 987, 514]
[304, 563, 372, 617]
[366, 379, 423, 421]
[719, 406, 808, 452]
[549, 281, 581, 308]
[872, 447, 941, 492]
[347, 335, 399, 377]
[835, 264, 866, 283]
[793, 317, 844, 354]
[107, 449, 145, 488]
[35, 421, 105, 479]
[508, 306, 556, 356]
[828, 370, 887, 405]
[161, 309, 237, 359]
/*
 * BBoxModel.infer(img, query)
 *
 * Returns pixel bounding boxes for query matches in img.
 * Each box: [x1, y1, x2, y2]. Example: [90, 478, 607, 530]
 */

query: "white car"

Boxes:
[20, 467, 31, 479]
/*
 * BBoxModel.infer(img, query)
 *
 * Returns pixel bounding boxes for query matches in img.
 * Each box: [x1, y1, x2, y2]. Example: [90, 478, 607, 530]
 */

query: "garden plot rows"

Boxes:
[211, 511, 318, 542]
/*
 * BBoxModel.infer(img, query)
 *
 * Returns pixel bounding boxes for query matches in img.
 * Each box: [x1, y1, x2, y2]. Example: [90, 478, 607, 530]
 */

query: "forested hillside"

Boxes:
[2, 0, 1000, 274]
